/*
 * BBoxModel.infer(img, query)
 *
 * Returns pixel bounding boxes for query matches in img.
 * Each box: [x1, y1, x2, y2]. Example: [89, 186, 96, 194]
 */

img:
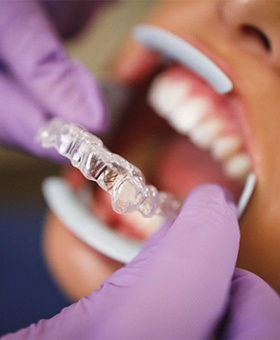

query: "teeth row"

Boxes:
[148, 76, 252, 181]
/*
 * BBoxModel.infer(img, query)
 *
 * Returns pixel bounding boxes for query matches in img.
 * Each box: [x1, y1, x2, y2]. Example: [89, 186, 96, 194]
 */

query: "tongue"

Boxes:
[153, 135, 243, 201]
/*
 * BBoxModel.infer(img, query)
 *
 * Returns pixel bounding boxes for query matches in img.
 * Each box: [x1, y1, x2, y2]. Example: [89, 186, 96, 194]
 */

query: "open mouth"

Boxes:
[147, 65, 251, 191]
[42, 25, 255, 263]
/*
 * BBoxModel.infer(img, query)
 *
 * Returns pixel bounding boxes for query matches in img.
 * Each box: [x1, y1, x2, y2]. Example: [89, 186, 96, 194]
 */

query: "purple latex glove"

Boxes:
[4, 184, 280, 339]
[0, 1, 108, 159]
[41, 0, 113, 40]
[218, 268, 280, 338]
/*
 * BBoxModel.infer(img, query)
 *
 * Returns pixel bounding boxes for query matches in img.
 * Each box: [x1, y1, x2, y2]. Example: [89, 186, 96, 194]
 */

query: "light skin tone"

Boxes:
[43, 0, 280, 301]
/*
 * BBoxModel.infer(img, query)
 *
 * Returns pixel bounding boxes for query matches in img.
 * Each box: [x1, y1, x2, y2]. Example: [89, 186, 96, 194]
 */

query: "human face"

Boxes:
[44, 0, 280, 299]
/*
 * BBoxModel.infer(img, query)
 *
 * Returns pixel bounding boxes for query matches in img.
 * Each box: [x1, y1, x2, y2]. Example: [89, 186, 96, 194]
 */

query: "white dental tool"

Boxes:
[42, 172, 256, 264]
[132, 24, 256, 217]
[37, 118, 182, 220]
[237, 171, 256, 219]
[133, 25, 233, 94]
[42, 176, 143, 263]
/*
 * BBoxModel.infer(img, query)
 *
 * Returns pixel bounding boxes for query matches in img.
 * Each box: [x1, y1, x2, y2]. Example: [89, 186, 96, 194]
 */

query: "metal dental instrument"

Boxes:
[36, 118, 182, 220]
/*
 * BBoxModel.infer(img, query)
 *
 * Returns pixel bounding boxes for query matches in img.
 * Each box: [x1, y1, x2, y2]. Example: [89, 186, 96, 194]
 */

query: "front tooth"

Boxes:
[148, 77, 190, 118]
[122, 211, 164, 236]
[211, 135, 243, 161]
[223, 153, 251, 180]
[168, 98, 209, 134]
[189, 118, 225, 149]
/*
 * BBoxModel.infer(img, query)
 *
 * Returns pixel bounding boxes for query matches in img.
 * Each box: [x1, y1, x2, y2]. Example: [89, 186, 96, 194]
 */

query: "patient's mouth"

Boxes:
[42, 26, 255, 262]
[114, 24, 253, 199]
[76, 28, 253, 241]
[90, 67, 251, 240]
[148, 65, 251, 184]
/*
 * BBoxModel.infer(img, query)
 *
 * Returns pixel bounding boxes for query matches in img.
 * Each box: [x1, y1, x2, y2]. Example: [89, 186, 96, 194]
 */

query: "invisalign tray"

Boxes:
[38, 119, 256, 264]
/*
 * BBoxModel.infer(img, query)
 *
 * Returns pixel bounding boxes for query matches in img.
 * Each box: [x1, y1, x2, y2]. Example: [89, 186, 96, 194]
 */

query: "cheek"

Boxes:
[241, 67, 280, 185]
[144, 0, 205, 29]
[234, 54, 280, 230]
[42, 212, 123, 301]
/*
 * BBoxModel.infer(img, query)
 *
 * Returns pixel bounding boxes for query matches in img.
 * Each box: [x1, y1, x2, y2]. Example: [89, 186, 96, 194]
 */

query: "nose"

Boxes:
[218, 0, 280, 67]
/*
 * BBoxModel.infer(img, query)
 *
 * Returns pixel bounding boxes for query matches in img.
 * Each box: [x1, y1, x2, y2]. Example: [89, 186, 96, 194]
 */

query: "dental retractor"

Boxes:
[37, 118, 182, 220]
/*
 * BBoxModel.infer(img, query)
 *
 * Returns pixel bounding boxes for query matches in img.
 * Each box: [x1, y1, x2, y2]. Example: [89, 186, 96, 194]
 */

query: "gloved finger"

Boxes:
[218, 268, 280, 339]
[102, 218, 174, 286]
[93, 184, 240, 339]
[110, 183, 239, 284]
[0, 1, 107, 133]
[2, 185, 240, 339]
[0, 72, 67, 161]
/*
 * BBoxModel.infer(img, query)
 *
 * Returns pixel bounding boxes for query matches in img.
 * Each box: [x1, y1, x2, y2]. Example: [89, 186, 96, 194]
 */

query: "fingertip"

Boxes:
[53, 60, 109, 133]
[184, 184, 237, 219]
[171, 184, 240, 258]
[188, 183, 235, 201]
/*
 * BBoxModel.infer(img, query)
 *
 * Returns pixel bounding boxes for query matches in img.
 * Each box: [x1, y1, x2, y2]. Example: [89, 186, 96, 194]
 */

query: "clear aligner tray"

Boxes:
[36, 118, 182, 220]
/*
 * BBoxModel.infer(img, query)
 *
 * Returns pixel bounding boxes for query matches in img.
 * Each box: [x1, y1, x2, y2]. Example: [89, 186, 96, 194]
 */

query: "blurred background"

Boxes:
[0, 1, 156, 335]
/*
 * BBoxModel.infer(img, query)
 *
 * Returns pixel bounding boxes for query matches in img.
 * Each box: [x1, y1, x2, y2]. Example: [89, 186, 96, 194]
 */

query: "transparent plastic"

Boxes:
[36, 118, 182, 220]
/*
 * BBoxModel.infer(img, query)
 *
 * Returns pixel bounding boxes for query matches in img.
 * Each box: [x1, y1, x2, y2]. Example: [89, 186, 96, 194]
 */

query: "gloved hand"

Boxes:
[3, 185, 280, 339]
[0, 1, 108, 159]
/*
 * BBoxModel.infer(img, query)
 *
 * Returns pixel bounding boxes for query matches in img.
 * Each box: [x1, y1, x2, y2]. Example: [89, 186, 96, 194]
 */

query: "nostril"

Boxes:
[241, 24, 271, 52]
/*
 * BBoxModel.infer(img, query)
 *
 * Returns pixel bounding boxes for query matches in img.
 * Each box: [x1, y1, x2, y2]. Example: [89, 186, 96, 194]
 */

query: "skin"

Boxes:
[43, 0, 280, 300]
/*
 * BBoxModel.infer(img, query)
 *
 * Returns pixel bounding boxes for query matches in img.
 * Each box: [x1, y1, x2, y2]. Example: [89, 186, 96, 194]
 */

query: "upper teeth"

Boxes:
[171, 98, 208, 134]
[148, 75, 252, 181]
